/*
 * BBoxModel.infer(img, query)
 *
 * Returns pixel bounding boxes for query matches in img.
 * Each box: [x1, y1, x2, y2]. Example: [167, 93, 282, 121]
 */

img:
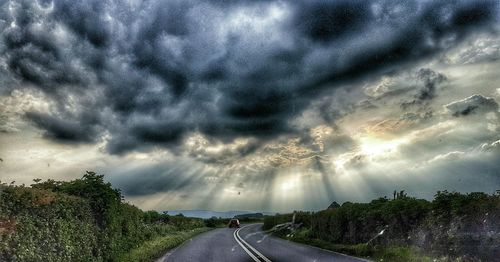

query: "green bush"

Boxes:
[0, 186, 101, 261]
[0, 172, 208, 262]
[263, 213, 293, 230]
[204, 217, 230, 228]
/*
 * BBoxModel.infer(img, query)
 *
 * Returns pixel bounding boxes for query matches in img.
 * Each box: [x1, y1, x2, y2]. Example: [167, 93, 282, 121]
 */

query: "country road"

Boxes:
[158, 224, 370, 262]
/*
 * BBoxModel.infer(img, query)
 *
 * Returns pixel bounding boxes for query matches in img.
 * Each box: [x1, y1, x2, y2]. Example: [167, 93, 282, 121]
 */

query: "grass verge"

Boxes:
[301, 240, 440, 262]
[271, 228, 444, 262]
[115, 227, 212, 262]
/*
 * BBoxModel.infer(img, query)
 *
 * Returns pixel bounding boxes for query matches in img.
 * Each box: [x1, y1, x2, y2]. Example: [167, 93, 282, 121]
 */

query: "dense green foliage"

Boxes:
[0, 172, 206, 262]
[203, 217, 230, 228]
[0, 186, 100, 261]
[203, 214, 264, 228]
[264, 191, 500, 261]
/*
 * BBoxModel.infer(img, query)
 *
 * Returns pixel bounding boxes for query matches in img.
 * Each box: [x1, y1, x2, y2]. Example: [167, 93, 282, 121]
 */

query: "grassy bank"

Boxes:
[276, 229, 440, 262]
[116, 227, 212, 262]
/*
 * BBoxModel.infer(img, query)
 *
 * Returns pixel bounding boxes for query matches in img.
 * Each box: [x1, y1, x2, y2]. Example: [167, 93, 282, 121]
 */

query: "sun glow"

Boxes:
[359, 137, 406, 156]
[280, 177, 300, 192]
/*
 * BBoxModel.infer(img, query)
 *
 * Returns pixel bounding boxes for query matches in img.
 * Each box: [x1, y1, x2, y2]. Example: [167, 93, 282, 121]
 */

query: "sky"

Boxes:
[0, 0, 499, 213]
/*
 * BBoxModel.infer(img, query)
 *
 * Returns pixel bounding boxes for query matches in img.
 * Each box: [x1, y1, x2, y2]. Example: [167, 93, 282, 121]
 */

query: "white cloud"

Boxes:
[445, 94, 499, 117]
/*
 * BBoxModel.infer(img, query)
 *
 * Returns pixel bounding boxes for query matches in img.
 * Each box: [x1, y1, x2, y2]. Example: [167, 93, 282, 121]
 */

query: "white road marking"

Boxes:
[236, 225, 272, 262]
[233, 227, 261, 262]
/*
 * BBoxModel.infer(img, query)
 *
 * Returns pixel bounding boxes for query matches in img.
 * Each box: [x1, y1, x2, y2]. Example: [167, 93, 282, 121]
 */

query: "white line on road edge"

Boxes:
[236, 225, 272, 262]
[233, 228, 261, 262]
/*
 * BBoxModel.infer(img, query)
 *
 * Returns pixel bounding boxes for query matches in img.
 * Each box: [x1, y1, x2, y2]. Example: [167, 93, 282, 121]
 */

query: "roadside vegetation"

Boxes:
[116, 227, 211, 262]
[263, 191, 500, 262]
[0, 171, 210, 262]
[203, 213, 264, 228]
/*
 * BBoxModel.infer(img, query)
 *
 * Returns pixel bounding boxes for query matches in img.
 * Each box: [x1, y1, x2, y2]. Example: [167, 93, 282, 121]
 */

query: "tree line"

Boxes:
[263, 190, 500, 261]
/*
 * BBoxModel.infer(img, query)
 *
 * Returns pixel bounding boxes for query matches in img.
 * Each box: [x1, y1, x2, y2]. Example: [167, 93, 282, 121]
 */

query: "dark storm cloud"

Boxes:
[25, 110, 101, 143]
[1, 0, 99, 93]
[1, 0, 498, 154]
[293, 0, 373, 42]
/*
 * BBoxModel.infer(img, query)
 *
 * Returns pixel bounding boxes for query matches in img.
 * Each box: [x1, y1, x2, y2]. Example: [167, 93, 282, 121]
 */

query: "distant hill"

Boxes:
[234, 213, 264, 219]
[164, 210, 274, 219]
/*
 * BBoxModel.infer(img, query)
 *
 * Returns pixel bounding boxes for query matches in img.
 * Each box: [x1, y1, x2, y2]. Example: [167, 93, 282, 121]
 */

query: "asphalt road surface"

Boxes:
[158, 224, 370, 262]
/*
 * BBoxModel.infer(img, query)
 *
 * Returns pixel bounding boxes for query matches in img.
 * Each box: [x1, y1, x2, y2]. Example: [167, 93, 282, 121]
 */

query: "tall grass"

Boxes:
[115, 227, 211, 262]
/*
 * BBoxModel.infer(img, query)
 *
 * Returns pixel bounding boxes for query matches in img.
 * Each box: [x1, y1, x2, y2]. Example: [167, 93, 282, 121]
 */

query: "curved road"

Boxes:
[158, 224, 370, 262]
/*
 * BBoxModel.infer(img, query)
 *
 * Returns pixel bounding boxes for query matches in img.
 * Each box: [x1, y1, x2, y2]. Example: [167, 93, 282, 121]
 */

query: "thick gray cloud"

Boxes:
[400, 68, 448, 109]
[446, 94, 499, 117]
[25, 111, 101, 143]
[185, 137, 262, 165]
[0, 0, 498, 154]
[414, 68, 447, 101]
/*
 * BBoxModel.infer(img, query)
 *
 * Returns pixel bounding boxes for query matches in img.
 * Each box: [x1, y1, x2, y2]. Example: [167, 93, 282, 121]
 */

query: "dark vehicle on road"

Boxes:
[228, 218, 240, 228]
